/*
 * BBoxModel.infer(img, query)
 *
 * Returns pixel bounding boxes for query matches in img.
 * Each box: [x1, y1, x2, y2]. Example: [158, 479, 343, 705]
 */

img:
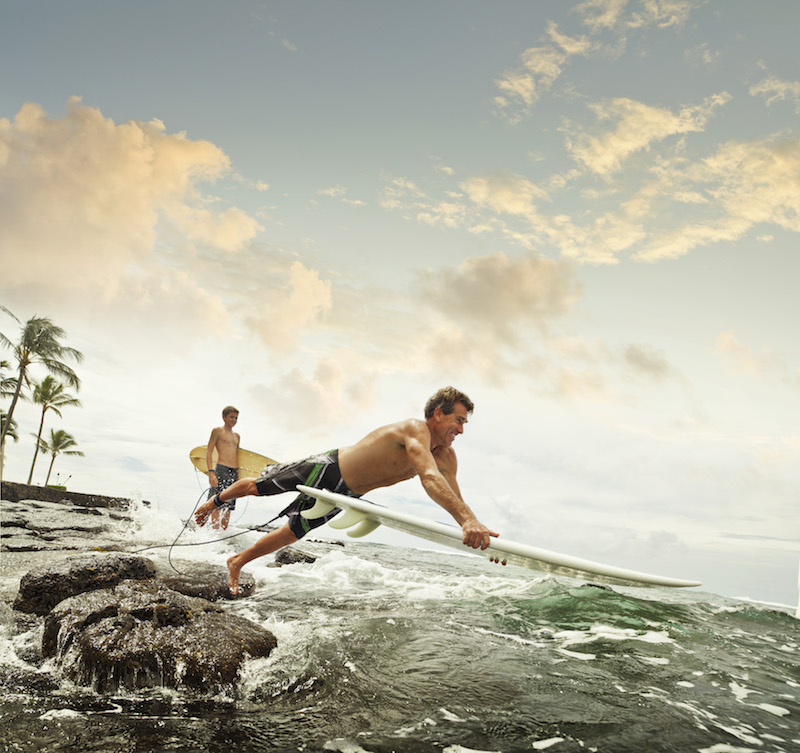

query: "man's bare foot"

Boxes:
[227, 554, 242, 597]
[194, 500, 216, 527]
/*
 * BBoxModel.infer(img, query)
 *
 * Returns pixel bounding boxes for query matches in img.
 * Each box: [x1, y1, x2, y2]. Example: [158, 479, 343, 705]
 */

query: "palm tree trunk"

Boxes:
[0, 367, 25, 448]
[27, 408, 46, 485]
[45, 454, 57, 486]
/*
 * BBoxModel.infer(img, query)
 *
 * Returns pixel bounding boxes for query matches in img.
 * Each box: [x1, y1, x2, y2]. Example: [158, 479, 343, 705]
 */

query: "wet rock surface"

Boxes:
[13, 553, 158, 616]
[42, 579, 277, 693]
[2, 489, 327, 696]
[158, 563, 256, 600]
[0, 494, 134, 553]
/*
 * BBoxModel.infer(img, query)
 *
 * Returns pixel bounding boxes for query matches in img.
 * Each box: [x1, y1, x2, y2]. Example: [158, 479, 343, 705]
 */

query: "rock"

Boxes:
[272, 546, 317, 566]
[13, 553, 157, 616]
[0, 664, 60, 694]
[157, 564, 255, 601]
[0, 496, 135, 553]
[42, 580, 277, 693]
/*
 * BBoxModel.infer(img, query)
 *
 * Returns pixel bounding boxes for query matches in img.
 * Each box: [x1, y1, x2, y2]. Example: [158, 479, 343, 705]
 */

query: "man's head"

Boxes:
[424, 387, 474, 419]
[222, 405, 239, 419]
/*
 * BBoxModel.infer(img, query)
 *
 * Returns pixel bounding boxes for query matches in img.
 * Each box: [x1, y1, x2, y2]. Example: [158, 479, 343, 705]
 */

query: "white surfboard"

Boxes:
[297, 485, 701, 589]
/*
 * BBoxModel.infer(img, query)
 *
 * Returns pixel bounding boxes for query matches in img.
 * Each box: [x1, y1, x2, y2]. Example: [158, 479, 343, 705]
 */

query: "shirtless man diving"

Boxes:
[202, 406, 241, 530]
[194, 387, 499, 595]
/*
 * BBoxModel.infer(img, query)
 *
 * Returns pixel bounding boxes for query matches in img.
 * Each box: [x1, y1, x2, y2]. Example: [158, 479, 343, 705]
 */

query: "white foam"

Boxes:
[39, 709, 85, 720]
[532, 739, 565, 750]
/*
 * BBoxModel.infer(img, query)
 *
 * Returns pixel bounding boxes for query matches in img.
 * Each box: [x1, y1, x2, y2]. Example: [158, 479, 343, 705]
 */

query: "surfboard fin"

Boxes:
[347, 519, 382, 538]
[328, 507, 368, 529]
[301, 498, 336, 519]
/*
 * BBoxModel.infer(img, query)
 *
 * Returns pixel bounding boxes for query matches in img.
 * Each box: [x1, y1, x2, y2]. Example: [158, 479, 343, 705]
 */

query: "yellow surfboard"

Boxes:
[189, 446, 277, 478]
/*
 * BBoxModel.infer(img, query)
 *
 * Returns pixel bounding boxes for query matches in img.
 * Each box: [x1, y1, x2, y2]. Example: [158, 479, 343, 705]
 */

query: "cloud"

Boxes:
[418, 251, 583, 342]
[493, 3, 697, 123]
[0, 98, 261, 303]
[460, 172, 550, 216]
[563, 94, 731, 177]
[244, 260, 333, 352]
[250, 356, 380, 430]
[714, 331, 799, 389]
[575, 0, 694, 33]
[635, 134, 800, 261]
[493, 22, 591, 123]
[622, 344, 674, 381]
[750, 75, 800, 113]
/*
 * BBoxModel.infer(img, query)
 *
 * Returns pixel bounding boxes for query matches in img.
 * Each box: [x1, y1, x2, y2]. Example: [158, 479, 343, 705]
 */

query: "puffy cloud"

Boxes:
[245, 260, 333, 352]
[574, 0, 629, 33]
[750, 75, 800, 112]
[0, 98, 261, 300]
[250, 356, 379, 430]
[460, 173, 549, 218]
[575, 0, 694, 33]
[635, 134, 800, 261]
[493, 22, 591, 123]
[714, 331, 799, 389]
[417, 251, 583, 362]
[494, 3, 696, 122]
[563, 94, 731, 177]
[622, 344, 673, 381]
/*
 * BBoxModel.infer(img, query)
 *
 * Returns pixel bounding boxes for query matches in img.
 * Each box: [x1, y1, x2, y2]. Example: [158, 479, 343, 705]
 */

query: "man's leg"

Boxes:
[195, 477, 259, 526]
[227, 522, 298, 595]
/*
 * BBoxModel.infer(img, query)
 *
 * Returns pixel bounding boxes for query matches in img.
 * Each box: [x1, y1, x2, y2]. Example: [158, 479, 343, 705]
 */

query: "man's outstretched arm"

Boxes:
[403, 427, 499, 549]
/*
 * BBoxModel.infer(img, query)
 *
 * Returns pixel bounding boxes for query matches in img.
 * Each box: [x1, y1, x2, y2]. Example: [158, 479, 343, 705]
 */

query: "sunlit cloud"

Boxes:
[750, 74, 800, 113]
[562, 94, 731, 177]
[244, 260, 333, 352]
[714, 331, 799, 390]
[0, 98, 261, 305]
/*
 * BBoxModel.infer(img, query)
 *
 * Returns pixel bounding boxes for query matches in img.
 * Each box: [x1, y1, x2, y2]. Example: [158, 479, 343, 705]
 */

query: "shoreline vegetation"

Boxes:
[1, 307, 84, 487]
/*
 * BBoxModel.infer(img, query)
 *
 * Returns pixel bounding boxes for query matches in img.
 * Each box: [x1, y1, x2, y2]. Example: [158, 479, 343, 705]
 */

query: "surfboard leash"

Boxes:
[129, 489, 297, 575]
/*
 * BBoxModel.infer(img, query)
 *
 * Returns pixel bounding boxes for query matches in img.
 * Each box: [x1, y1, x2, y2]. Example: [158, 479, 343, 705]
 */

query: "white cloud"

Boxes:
[750, 75, 800, 113]
[0, 98, 261, 303]
[418, 251, 582, 340]
[245, 260, 333, 352]
[714, 331, 799, 390]
[575, 0, 694, 33]
[563, 94, 731, 177]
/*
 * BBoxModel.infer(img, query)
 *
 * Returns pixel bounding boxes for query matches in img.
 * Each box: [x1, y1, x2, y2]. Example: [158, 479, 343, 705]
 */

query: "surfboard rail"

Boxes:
[297, 485, 701, 589]
[189, 446, 277, 478]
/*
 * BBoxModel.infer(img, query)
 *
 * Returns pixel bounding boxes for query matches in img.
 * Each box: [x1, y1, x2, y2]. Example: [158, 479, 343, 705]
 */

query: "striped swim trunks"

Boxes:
[255, 449, 356, 538]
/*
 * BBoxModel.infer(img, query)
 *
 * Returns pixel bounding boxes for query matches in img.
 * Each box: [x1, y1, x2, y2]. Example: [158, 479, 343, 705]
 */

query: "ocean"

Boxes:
[1, 497, 799, 753]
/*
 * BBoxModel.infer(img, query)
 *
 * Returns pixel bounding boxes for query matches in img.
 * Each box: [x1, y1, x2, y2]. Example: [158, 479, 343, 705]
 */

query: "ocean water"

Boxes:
[1, 498, 799, 753]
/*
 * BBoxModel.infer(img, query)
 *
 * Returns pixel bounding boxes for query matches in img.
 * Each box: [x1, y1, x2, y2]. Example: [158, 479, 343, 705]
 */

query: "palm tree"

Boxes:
[0, 308, 83, 453]
[38, 428, 84, 487]
[0, 358, 17, 397]
[27, 376, 82, 484]
[0, 409, 19, 478]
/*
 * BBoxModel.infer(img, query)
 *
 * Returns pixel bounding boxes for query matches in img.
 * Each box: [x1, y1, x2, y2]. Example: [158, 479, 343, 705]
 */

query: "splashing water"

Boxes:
[1, 496, 799, 752]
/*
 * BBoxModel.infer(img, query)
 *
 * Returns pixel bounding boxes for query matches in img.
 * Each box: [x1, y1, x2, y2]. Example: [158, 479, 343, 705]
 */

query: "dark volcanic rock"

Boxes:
[42, 580, 277, 693]
[13, 553, 157, 616]
[158, 564, 255, 601]
[272, 546, 318, 566]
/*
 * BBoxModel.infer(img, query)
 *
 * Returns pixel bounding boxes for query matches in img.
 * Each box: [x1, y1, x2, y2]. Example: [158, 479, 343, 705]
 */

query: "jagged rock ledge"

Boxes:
[1, 480, 144, 510]
[11, 553, 285, 694]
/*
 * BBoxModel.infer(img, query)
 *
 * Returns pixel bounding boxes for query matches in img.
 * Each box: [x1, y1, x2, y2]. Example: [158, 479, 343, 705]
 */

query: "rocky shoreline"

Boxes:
[1, 482, 318, 695]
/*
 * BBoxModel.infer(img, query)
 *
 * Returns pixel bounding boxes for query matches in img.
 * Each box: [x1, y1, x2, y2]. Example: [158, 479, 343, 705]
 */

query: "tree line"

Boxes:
[0, 306, 84, 487]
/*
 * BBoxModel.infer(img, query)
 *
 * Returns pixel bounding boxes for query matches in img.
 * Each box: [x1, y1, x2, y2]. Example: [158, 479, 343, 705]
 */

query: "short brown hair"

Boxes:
[424, 387, 474, 419]
[222, 405, 239, 418]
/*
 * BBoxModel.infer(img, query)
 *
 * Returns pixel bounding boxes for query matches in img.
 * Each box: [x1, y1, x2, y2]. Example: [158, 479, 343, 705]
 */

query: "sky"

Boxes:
[1, 0, 799, 607]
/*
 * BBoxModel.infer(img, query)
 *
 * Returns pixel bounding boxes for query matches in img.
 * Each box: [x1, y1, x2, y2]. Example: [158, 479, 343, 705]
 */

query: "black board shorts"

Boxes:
[255, 449, 357, 538]
[208, 464, 239, 510]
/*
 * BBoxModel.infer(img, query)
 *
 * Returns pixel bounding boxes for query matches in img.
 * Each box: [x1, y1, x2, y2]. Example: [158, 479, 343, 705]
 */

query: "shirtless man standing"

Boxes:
[194, 387, 499, 594]
[203, 406, 240, 530]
